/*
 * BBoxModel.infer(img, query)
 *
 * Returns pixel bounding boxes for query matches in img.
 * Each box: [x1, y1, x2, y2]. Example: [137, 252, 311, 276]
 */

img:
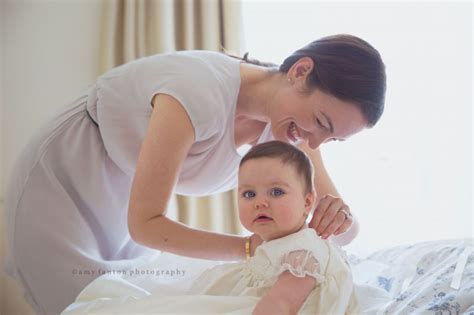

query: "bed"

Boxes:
[62, 238, 473, 314]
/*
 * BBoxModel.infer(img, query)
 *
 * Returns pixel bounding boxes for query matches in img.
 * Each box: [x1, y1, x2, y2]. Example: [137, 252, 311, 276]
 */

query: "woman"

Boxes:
[4, 34, 386, 315]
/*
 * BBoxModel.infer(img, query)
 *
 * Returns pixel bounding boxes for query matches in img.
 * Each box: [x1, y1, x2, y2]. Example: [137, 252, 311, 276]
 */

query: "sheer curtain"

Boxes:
[241, 1, 472, 256]
[99, 0, 246, 234]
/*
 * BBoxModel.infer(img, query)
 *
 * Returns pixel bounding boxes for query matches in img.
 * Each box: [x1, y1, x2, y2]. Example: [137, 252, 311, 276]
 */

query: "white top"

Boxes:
[85, 51, 274, 196]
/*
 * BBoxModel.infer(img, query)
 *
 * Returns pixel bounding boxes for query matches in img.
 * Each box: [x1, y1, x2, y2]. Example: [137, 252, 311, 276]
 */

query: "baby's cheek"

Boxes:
[239, 209, 253, 229]
[279, 207, 296, 222]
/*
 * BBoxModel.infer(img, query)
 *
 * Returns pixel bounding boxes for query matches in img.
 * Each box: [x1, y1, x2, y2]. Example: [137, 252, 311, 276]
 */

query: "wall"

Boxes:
[1, 1, 102, 314]
[2, 0, 102, 201]
[0, 0, 4, 205]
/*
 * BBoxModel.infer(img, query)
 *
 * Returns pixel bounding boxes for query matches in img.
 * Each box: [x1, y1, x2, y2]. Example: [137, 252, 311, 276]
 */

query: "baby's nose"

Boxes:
[254, 199, 269, 209]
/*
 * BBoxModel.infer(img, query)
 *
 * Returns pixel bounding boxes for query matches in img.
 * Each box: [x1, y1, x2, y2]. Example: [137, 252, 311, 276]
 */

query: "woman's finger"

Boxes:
[315, 197, 344, 235]
[309, 195, 332, 230]
[321, 209, 352, 238]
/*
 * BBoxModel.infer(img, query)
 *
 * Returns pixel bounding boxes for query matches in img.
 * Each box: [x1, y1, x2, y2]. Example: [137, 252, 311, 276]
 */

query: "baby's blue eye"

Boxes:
[270, 188, 285, 197]
[243, 191, 256, 198]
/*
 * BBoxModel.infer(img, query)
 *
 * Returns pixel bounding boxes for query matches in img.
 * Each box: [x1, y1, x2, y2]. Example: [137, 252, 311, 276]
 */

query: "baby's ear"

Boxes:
[304, 190, 317, 214]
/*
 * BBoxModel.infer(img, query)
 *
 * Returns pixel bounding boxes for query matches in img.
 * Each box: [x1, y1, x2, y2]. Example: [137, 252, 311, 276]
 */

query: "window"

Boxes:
[242, 1, 472, 255]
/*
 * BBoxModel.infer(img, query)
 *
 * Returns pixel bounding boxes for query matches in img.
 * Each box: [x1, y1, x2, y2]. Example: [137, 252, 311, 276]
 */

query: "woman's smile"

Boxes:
[287, 122, 303, 144]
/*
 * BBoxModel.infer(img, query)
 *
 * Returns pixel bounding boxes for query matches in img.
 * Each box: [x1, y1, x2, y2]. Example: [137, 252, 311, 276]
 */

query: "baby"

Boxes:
[186, 140, 360, 314]
[62, 141, 360, 314]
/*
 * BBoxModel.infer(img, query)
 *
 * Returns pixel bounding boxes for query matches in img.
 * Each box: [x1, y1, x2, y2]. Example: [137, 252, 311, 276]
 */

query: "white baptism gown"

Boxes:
[62, 228, 360, 314]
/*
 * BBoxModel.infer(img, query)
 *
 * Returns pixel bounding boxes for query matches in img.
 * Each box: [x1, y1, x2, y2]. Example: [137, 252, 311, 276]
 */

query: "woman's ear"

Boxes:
[295, 57, 314, 78]
[288, 57, 314, 92]
[288, 57, 314, 80]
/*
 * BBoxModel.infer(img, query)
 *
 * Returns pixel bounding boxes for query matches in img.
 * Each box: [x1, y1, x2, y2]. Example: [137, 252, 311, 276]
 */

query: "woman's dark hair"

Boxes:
[224, 34, 386, 127]
[239, 141, 314, 194]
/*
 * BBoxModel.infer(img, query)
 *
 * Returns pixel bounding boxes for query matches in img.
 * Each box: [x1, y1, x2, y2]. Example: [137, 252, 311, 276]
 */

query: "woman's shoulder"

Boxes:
[141, 50, 241, 104]
[147, 50, 239, 74]
[99, 50, 239, 82]
[172, 50, 241, 83]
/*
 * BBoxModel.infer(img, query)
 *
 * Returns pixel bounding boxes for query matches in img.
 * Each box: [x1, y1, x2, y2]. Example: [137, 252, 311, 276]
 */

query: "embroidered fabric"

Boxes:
[278, 249, 326, 283]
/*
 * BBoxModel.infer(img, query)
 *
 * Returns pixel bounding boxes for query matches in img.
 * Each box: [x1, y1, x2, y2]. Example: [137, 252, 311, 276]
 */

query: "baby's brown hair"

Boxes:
[239, 141, 314, 194]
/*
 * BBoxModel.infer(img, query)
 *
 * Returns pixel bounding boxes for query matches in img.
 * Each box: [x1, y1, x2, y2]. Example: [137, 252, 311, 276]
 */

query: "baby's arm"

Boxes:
[253, 250, 321, 315]
[252, 271, 316, 315]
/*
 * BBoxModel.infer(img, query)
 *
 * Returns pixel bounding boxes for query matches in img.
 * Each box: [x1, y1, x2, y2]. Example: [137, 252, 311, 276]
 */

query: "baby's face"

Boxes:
[238, 157, 315, 241]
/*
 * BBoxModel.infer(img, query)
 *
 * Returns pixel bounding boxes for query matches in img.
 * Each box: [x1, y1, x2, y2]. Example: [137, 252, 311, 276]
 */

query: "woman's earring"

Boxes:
[287, 78, 293, 85]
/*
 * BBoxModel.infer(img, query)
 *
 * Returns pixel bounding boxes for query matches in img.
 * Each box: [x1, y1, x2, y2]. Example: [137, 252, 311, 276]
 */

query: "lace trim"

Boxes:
[277, 250, 325, 284]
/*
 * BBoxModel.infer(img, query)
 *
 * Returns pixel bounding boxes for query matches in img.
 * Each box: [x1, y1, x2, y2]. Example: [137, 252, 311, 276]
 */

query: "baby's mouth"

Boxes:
[254, 215, 273, 222]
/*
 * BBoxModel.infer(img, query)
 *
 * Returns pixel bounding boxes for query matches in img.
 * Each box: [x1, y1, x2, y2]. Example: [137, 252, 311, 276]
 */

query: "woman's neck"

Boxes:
[236, 63, 283, 122]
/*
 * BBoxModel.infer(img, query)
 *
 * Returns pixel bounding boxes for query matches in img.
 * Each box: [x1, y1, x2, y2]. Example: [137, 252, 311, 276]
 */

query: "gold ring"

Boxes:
[339, 209, 351, 220]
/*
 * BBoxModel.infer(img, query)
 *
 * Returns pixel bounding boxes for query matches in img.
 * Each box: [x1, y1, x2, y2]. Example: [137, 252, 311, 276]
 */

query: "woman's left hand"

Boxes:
[308, 194, 353, 239]
[249, 233, 263, 257]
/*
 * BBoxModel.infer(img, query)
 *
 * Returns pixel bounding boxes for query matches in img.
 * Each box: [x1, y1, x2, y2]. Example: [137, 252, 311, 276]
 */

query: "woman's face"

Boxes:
[270, 59, 368, 149]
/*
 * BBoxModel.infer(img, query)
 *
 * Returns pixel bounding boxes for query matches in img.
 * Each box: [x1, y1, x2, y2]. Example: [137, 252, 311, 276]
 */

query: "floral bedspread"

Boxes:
[348, 239, 474, 314]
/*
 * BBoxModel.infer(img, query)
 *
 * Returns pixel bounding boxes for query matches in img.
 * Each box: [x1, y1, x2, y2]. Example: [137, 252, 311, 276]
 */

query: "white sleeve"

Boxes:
[149, 65, 222, 142]
[131, 53, 225, 142]
[277, 249, 326, 284]
[257, 229, 330, 284]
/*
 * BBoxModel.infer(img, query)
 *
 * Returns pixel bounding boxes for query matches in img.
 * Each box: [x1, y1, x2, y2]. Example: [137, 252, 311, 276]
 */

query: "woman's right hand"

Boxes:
[249, 233, 264, 257]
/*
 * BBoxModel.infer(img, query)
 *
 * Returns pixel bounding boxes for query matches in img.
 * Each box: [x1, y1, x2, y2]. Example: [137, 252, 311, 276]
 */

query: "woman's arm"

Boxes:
[298, 143, 359, 245]
[128, 94, 245, 261]
[253, 271, 316, 315]
[297, 143, 340, 203]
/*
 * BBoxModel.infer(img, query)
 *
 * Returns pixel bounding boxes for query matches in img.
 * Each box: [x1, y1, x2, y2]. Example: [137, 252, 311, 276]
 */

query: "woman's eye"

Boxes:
[270, 188, 285, 197]
[316, 118, 329, 131]
[316, 118, 331, 131]
[243, 191, 255, 198]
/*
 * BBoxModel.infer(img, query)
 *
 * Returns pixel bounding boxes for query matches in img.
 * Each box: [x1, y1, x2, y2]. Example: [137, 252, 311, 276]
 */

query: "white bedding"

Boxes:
[350, 238, 474, 314]
[62, 239, 473, 314]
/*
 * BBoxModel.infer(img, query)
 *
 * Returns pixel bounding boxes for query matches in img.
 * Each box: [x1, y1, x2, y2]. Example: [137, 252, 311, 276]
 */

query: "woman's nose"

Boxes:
[307, 134, 325, 150]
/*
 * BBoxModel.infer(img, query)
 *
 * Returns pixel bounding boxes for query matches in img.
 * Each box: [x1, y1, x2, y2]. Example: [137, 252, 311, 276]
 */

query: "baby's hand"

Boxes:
[309, 194, 353, 239]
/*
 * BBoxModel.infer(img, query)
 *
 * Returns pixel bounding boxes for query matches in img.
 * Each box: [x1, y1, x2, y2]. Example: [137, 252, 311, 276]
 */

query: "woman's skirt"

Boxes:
[4, 89, 156, 315]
